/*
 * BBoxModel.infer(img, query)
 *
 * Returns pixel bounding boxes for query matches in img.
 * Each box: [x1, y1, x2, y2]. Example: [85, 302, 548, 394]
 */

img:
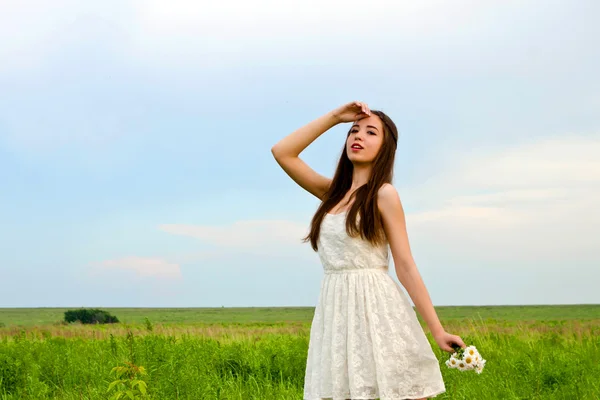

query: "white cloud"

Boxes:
[2, 0, 482, 76]
[90, 256, 183, 280]
[159, 219, 312, 258]
[131, 0, 481, 38]
[455, 135, 600, 188]
[1, 0, 596, 155]
[0, 1, 127, 74]
[1, 0, 595, 79]
[404, 134, 600, 264]
[127, 0, 576, 76]
[0, 2, 139, 154]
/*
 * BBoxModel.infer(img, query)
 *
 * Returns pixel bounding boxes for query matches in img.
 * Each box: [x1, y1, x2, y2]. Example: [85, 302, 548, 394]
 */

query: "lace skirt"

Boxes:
[303, 268, 446, 400]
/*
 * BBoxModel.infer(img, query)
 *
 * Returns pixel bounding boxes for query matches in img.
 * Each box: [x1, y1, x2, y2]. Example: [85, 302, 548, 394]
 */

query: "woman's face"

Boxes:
[346, 115, 385, 164]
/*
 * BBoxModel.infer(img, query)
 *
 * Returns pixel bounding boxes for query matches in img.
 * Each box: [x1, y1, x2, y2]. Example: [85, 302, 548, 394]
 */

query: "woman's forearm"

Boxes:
[271, 111, 340, 158]
[396, 264, 445, 337]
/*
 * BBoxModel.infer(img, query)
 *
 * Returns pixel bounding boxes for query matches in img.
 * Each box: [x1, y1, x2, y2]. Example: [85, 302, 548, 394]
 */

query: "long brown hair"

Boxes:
[302, 110, 399, 251]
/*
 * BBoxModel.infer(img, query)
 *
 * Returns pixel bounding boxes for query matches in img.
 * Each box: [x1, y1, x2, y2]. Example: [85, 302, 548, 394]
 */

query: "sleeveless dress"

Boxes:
[303, 210, 446, 400]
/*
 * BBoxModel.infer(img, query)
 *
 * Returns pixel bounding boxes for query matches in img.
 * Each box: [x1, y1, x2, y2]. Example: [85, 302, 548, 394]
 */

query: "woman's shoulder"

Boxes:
[376, 183, 401, 214]
[377, 183, 398, 200]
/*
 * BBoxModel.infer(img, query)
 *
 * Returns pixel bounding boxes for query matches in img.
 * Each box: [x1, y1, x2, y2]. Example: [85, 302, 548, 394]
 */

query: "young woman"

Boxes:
[271, 101, 466, 400]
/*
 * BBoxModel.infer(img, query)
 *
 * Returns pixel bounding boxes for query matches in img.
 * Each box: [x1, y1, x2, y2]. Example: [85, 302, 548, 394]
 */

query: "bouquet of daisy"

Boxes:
[446, 344, 486, 374]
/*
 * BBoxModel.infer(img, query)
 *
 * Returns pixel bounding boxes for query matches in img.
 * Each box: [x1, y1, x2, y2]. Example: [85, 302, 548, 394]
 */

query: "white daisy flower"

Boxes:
[447, 357, 459, 369]
[464, 346, 479, 359]
[475, 359, 486, 374]
[463, 354, 476, 368]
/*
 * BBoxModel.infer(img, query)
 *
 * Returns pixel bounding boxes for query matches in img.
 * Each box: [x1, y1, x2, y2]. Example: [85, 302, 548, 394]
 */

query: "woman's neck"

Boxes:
[350, 165, 371, 190]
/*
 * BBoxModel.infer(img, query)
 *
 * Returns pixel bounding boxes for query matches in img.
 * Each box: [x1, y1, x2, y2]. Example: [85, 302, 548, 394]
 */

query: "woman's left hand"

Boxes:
[433, 330, 466, 353]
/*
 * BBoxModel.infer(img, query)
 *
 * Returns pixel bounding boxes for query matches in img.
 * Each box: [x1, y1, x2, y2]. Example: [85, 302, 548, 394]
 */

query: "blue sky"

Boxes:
[1, 0, 599, 308]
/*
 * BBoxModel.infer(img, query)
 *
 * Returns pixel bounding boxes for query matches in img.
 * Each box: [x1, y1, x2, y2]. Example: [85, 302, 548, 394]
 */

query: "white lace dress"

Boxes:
[303, 211, 446, 400]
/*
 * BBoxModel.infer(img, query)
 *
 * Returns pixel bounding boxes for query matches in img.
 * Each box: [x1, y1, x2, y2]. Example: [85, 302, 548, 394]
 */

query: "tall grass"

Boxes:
[0, 309, 599, 399]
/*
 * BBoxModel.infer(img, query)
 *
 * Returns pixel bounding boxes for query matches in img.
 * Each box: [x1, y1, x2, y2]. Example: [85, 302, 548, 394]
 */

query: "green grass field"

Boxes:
[1, 305, 599, 399]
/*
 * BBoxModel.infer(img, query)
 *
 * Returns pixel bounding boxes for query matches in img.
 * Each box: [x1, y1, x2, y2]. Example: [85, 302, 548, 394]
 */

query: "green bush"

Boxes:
[63, 308, 119, 325]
